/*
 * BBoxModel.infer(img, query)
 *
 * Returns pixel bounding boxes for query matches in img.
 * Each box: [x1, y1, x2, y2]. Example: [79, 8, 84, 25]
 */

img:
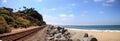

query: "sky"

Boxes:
[0, 0, 120, 25]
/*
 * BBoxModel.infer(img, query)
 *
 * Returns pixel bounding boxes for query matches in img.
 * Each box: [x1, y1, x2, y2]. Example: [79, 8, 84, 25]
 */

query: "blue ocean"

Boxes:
[60, 25, 120, 32]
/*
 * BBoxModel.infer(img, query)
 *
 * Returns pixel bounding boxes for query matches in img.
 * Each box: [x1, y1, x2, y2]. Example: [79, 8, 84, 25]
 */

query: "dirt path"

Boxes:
[0, 26, 39, 37]
[26, 26, 48, 41]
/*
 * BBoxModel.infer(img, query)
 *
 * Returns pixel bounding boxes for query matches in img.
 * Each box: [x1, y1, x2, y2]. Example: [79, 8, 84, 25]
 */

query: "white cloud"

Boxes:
[37, 0, 42, 2]
[83, 0, 89, 3]
[57, 3, 77, 10]
[60, 14, 67, 17]
[71, 3, 76, 6]
[80, 14, 87, 16]
[43, 15, 57, 19]
[59, 14, 74, 20]
[2, 0, 7, 3]
[43, 14, 75, 25]
[42, 8, 57, 11]
[99, 11, 105, 14]
[43, 15, 58, 24]
[43, 14, 74, 25]
[61, 17, 73, 21]
[80, 11, 88, 16]
[102, 3, 112, 7]
[93, 0, 115, 7]
[59, 14, 74, 17]
[93, 0, 102, 2]
[80, 13, 87, 16]
[83, 11, 88, 13]
[106, 0, 115, 3]
[49, 8, 57, 11]
[102, 0, 115, 7]
[69, 14, 74, 17]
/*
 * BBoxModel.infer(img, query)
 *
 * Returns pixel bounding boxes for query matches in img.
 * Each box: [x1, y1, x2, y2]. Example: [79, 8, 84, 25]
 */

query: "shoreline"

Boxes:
[66, 28, 120, 32]
[68, 28, 120, 41]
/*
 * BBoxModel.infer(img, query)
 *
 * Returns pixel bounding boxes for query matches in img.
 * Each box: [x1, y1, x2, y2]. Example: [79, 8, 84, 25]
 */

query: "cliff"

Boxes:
[0, 7, 46, 34]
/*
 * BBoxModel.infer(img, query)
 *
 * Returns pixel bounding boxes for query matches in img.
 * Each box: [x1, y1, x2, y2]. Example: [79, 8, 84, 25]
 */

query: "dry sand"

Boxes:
[11, 26, 39, 33]
[69, 29, 120, 41]
[0, 26, 39, 36]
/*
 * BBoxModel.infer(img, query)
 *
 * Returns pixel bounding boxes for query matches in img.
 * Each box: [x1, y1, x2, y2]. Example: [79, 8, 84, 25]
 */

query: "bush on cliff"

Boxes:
[22, 7, 45, 25]
[0, 7, 46, 33]
[0, 16, 11, 34]
[1, 14, 14, 25]
[16, 17, 30, 28]
[0, 7, 13, 16]
[0, 9, 10, 14]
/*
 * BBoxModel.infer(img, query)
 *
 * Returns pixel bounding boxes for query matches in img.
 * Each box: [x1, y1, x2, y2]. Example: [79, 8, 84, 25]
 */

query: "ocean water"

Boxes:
[60, 25, 120, 32]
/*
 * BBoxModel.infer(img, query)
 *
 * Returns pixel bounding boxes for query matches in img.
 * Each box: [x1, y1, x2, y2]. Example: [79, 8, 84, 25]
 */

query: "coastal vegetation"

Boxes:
[0, 7, 46, 34]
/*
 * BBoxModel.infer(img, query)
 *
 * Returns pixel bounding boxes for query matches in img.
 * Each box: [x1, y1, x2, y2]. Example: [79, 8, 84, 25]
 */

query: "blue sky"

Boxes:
[0, 0, 120, 25]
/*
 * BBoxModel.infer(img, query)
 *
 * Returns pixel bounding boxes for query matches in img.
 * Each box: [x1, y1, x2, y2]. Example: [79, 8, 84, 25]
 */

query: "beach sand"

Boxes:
[69, 29, 120, 41]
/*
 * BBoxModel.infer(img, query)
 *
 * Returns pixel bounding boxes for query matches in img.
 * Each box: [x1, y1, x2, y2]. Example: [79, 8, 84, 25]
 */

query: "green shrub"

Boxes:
[0, 7, 46, 30]
[1, 14, 14, 25]
[24, 8, 43, 21]
[36, 21, 42, 26]
[0, 16, 11, 34]
[16, 17, 30, 28]
[0, 9, 10, 14]
[42, 21, 46, 25]
[36, 21, 46, 26]
[9, 22, 18, 28]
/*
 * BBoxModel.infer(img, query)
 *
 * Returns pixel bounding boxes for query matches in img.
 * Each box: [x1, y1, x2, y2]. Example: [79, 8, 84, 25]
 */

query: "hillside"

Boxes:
[0, 7, 46, 34]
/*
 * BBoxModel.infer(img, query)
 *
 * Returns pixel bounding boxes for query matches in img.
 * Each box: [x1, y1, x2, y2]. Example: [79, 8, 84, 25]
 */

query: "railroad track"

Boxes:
[0, 25, 46, 41]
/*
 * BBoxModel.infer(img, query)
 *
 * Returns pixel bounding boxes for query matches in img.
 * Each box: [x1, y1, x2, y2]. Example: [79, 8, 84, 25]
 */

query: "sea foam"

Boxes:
[66, 28, 120, 32]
